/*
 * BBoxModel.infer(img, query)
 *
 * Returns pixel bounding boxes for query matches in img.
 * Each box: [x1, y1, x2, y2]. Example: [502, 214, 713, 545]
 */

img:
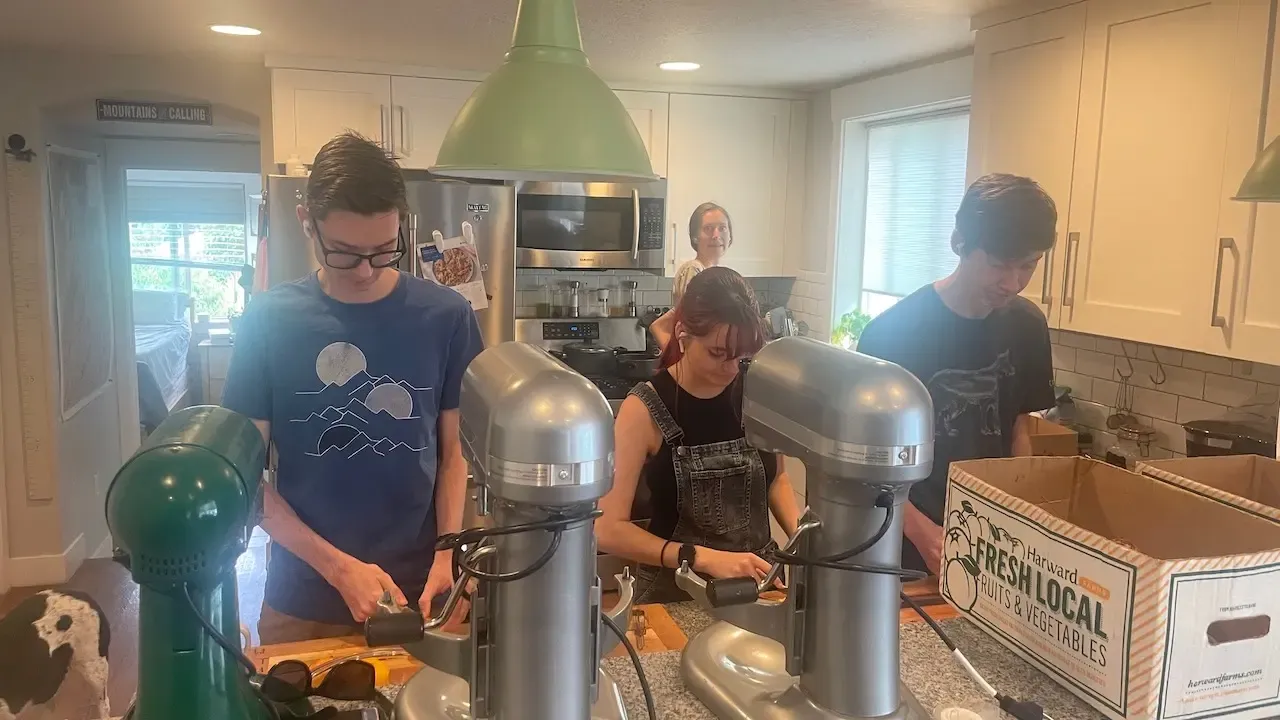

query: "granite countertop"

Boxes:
[322, 602, 1103, 720]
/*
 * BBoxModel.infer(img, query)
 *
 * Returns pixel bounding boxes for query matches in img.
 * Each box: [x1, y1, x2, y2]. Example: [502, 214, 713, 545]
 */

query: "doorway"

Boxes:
[101, 137, 260, 458]
[126, 167, 261, 433]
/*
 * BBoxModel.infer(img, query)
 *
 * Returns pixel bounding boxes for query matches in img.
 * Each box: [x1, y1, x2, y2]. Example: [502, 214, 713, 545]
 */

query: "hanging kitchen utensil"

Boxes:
[1108, 351, 1137, 429]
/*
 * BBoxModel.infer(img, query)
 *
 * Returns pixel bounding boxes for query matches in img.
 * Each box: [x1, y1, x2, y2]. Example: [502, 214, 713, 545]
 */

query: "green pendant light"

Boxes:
[431, 0, 656, 183]
[1234, 135, 1280, 201]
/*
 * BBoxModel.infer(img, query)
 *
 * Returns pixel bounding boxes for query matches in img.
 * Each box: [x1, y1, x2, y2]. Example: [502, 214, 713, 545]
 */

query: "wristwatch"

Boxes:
[678, 543, 698, 571]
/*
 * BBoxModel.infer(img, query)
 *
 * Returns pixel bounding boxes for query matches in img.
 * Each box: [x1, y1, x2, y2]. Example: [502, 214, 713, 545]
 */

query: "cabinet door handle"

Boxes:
[380, 105, 390, 151]
[1210, 237, 1234, 328]
[670, 222, 677, 266]
[1040, 241, 1056, 305]
[398, 105, 411, 154]
[1061, 232, 1080, 308]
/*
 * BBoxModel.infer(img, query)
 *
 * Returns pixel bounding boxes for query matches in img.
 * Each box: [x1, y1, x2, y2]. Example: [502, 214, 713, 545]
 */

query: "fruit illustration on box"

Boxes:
[940, 499, 1025, 613]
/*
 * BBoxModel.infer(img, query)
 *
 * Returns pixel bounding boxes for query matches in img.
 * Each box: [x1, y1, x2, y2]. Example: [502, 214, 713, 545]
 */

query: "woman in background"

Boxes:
[597, 267, 801, 603]
[650, 203, 734, 350]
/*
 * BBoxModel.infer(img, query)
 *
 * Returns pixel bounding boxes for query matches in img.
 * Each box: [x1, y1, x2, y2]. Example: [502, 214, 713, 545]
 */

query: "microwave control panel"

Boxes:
[639, 199, 665, 251]
[541, 322, 601, 341]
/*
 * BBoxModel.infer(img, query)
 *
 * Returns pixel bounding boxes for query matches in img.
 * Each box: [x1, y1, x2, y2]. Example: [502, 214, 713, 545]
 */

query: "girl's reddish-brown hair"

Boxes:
[659, 266, 767, 369]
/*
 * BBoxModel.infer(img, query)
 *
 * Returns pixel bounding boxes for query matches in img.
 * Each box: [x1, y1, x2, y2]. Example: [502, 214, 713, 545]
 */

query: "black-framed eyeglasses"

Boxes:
[310, 215, 406, 270]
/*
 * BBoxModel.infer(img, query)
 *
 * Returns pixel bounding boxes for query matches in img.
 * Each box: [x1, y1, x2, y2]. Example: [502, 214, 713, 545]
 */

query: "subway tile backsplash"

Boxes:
[512, 269, 794, 319]
[1051, 329, 1280, 459]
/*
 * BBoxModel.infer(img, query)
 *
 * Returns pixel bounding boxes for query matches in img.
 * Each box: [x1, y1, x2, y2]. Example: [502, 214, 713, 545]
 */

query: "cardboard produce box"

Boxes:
[1137, 455, 1280, 524]
[1027, 416, 1079, 456]
[941, 457, 1280, 720]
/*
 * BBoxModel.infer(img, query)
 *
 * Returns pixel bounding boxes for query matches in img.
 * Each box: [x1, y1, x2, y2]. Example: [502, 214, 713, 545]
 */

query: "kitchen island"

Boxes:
[307, 601, 1102, 720]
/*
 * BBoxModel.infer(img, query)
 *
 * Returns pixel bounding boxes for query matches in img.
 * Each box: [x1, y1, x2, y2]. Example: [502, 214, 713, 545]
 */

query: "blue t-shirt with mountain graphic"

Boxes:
[221, 272, 483, 624]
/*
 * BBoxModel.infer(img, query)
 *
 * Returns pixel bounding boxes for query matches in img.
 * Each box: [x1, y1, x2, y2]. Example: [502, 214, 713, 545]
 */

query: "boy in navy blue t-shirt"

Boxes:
[222, 132, 483, 643]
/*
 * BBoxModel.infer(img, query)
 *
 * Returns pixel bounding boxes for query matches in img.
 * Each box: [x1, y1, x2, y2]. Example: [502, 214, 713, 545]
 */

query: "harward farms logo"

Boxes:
[942, 499, 1113, 671]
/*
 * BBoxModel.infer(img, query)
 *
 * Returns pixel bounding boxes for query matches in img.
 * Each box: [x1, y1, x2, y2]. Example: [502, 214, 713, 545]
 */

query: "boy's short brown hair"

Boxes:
[305, 132, 408, 220]
[954, 173, 1057, 259]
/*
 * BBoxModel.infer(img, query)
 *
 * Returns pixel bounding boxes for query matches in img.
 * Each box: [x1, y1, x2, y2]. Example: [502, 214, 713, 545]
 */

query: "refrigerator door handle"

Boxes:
[408, 213, 419, 277]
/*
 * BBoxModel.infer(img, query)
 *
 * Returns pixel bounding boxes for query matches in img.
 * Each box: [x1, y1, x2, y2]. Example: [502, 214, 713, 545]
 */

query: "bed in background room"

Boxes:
[132, 290, 192, 430]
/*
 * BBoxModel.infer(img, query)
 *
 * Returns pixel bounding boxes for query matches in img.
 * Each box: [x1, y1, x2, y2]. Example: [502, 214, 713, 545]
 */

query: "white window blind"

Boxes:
[862, 111, 970, 299]
[127, 182, 247, 225]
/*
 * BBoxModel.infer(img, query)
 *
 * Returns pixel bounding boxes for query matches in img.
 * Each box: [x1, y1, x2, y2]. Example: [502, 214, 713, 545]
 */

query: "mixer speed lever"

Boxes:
[706, 576, 759, 607]
[364, 544, 494, 647]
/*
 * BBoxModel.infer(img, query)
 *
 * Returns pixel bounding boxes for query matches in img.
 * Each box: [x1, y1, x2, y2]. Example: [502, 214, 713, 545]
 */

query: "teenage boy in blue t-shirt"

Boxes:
[222, 132, 483, 644]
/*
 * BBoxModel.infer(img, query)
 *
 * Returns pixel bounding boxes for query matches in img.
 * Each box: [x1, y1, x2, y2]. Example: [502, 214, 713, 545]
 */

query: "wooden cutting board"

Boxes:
[249, 604, 687, 687]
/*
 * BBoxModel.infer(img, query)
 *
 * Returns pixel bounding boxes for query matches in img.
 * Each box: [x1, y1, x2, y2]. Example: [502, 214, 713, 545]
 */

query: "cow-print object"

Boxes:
[0, 590, 110, 720]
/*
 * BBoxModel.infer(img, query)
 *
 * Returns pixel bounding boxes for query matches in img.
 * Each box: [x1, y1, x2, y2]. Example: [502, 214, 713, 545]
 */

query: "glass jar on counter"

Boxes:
[534, 284, 553, 319]
[1105, 423, 1156, 470]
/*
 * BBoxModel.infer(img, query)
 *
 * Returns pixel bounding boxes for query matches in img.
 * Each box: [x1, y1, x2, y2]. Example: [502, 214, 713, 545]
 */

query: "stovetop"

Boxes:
[588, 376, 635, 401]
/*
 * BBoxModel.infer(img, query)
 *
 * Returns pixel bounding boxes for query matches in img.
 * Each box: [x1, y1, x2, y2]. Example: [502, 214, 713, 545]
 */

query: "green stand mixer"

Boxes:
[106, 405, 274, 720]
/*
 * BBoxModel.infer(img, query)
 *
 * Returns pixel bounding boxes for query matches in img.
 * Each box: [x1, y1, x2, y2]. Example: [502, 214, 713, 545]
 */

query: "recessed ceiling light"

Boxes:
[211, 25, 262, 36]
[659, 61, 700, 72]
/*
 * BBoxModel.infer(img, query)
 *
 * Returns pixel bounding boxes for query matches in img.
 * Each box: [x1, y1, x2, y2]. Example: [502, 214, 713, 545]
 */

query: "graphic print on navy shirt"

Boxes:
[293, 341, 432, 460]
[219, 273, 483, 624]
[927, 350, 1014, 438]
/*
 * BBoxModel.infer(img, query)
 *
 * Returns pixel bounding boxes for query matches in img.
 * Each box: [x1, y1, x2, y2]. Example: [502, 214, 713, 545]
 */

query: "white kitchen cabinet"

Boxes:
[1211, 6, 1280, 365]
[271, 69, 392, 164]
[391, 76, 480, 170]
[614, 91, 670, 178]
[967, 4, 1086, 324]
[667, 94, 793, 278]
[1057, 0, 1270, 350]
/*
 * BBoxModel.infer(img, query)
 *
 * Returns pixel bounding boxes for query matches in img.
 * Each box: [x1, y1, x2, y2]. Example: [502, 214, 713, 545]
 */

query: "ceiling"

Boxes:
[2, 0, 1008, 90]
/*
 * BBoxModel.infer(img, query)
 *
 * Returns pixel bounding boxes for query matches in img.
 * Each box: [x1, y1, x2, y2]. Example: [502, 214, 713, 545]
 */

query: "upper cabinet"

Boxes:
[972, 0, 1277, 365]
[968, 4, 1086, 321]
[1222, 14, 1280, 363]
[390, 77, 480, 170]
[614, 91, 670, 178]
[667, 94, 797, 277]
[269, 69, 806, 279]
[1060, 0, 1269, 350]
[272, 69, 392, 164]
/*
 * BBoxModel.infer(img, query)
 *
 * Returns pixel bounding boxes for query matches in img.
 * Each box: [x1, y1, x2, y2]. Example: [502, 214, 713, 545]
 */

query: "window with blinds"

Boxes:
[860, 110, 970, 314]
[127, 177, 254, 321]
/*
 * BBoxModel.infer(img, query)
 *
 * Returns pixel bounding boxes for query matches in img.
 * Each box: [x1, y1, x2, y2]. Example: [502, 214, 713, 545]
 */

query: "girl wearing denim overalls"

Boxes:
[597, 267, 803, 603]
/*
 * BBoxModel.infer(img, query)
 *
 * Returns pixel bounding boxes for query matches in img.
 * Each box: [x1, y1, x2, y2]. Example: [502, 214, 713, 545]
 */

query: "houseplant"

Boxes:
[831, 309, 872, 350]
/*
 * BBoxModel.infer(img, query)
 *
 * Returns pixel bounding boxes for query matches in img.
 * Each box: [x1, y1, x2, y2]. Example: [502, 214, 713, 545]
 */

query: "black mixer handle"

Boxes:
[706, 576, 760, 607]
[365, 611, 426, 647]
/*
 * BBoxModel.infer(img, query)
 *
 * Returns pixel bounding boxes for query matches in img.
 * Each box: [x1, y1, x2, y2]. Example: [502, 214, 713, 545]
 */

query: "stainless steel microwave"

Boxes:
[514, 180, 667, 270]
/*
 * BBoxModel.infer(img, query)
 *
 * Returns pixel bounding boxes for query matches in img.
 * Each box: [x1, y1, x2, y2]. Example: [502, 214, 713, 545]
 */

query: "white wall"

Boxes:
[0, 48, 269, 584]
[791, 54, 974, 338]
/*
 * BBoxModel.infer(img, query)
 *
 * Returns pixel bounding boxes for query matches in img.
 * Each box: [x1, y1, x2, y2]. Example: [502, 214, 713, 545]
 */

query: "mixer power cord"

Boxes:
[181, 584, 285, 720]
[436, 508, 603, 582]
[900, 593, 1055, 720]
[770, 491, 927, 580]
[436, 508, 660, 719]
[774, 493, 1054, 720]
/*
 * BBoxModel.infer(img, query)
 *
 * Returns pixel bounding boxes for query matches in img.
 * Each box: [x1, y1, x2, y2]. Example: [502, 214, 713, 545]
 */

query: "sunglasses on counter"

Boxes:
[260, 659, 394, 719]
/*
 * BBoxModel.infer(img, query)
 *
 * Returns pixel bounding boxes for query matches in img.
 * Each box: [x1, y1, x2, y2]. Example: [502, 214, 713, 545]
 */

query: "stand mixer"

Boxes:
[106, 405, 272, 720]
[364, 342, 641, 720]
[675, 336, 936, 720]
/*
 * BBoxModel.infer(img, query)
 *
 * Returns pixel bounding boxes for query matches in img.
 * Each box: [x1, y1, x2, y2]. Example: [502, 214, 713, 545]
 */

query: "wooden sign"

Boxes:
[95, 100, 212, 125]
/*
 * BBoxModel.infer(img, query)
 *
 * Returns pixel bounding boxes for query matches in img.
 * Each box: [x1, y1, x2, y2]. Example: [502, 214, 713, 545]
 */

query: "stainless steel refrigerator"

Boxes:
[262, 173, 515, 347]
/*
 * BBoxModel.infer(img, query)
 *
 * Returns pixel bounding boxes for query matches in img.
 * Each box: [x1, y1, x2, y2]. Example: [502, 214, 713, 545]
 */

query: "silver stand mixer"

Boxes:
[365, 342, 639, 720]
[675, 336, 935, 720]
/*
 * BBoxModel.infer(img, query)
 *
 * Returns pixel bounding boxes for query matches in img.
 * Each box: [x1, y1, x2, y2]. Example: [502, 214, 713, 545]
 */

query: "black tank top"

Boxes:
[641, 370, 779, 540]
